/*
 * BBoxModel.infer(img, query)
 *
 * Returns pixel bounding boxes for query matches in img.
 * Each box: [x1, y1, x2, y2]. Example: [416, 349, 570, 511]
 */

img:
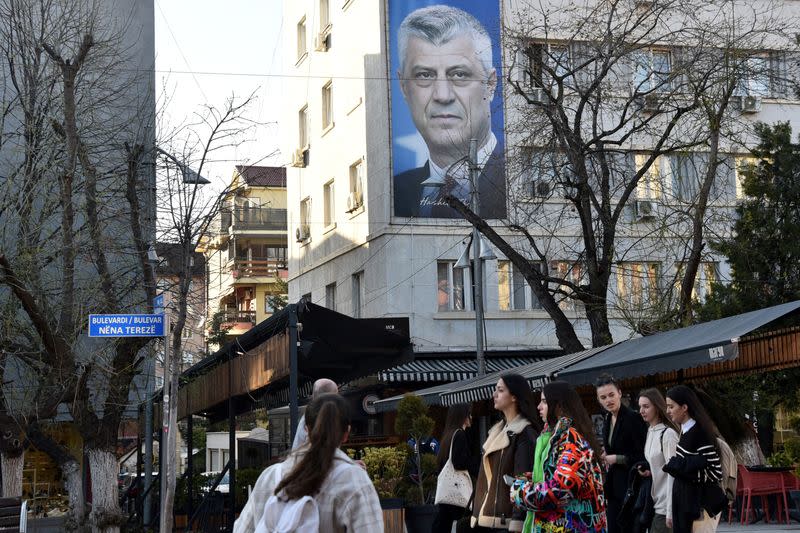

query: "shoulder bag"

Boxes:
[434, 430, 473, 508]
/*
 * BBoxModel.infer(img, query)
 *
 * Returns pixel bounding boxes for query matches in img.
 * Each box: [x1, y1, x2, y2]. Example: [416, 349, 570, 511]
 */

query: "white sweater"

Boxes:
[644, 423, 679, 520]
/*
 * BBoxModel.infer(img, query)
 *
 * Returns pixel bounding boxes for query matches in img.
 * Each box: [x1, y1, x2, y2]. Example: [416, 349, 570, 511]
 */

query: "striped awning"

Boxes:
[439, 346, 612, 406]
[378, 356, 548, 383]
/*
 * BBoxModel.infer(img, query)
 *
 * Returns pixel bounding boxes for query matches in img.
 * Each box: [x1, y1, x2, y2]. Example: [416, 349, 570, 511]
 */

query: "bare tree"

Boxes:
[0, 1, 157, 531]
[154, 92, 261, 532]
[446, 0, 797, 350]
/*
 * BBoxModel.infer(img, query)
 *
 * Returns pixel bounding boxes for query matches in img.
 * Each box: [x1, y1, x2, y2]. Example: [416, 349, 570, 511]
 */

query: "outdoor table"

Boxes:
[740, 466, 793, 524]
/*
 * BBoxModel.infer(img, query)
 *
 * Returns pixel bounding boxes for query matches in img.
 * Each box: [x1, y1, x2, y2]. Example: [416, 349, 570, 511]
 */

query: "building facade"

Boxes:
[282, 0, 800, 355]
[202, 166, 289, 346]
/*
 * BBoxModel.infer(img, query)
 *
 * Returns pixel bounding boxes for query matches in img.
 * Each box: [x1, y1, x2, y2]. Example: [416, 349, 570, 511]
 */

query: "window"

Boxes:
[675, 262, 718, 303]
[550, 261, 583, 311]
[437, 261, 466, 312]
[498, 261, 543, 311]
[182, 327, 193, 339]
[632, 49, 671, 93]
[347, 159, 364, 211]
[323, 180, 335, 227]
[325, 283, 336, 311]
[522, 150, 566, 199]
[735, 55, 770, 97]
[635, 153, 664, 199]
[297, 17, 307, 61]
[352, 271, 364, 318]
[298, 106, 309, 149]
[210, 449, 220, 471]
[525, 43, 571, 88]
[670, 153, 701, 202]
[298, 198, 311, 242]
[319, 0, 330, 30]
[616, 262, 660, 308]
[734, 156, 759, 199]
[322, 82, 333, 129]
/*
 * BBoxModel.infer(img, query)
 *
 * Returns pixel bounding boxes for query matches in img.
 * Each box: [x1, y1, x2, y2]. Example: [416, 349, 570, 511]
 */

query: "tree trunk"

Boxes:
[734, 435, 766, 466]
[61, 459, 86, 532]
[87, 449, 122, 533]
[0, 451, 24, 497]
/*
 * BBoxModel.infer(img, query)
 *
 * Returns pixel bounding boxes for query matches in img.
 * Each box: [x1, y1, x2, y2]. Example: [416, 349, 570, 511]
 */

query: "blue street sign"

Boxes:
[88, 314, 165, 337]
[153, 294, 165, 315]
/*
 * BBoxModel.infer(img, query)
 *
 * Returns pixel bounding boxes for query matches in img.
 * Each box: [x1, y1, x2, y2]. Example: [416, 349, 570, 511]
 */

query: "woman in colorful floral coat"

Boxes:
[510, 381, 607, 533]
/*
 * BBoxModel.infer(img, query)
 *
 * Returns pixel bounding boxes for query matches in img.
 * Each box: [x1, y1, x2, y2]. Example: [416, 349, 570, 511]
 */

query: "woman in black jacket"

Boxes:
[595, 373, 648, 533]
[663, 385, 726, 533]
[432, 403, 476, 533]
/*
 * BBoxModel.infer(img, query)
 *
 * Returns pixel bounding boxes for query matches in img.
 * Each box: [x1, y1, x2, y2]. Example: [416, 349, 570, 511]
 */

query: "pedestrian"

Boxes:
[510, 380, 607, 533]
[292, 378, 338, 449]
[638, 388, 680, 533]
[472, 373, 540, 532]
[595, 373, 647, 533]
[663, 385, 727, 533]
[233, 393, 383, 533]
[432, 403, 477, 533]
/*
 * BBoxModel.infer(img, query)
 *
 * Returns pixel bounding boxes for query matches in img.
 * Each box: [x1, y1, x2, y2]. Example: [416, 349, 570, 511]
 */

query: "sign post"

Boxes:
[88, 312, 165, 526]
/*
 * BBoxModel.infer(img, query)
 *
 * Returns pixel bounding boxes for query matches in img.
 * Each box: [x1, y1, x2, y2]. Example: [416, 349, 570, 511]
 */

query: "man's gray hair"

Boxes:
[398, 5, 494, 77]
[311, 378, 338, 398]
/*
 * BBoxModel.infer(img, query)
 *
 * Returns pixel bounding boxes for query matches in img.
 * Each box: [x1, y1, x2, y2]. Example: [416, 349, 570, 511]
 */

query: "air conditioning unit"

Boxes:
[346, 191, 363, 212]
[641, 94, 662, 113]
[314, 26, 331, 51]
[633, 199, 657, 220]
[295, 224, 310, 242]
[290, 148, 306, 168]
[740, 95, 762, 114]
[528, 179, 552, 198]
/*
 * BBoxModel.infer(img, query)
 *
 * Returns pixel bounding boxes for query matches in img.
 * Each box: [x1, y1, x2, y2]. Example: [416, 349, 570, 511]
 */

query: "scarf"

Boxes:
[523, 431, 552, 533]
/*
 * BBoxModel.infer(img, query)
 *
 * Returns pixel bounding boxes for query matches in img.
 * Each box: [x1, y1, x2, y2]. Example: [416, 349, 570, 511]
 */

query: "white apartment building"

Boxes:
[281, 0, 800, 356]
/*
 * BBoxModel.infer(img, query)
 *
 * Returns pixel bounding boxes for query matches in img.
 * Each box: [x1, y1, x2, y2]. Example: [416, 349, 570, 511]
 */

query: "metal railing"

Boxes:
[221, 208, 287, 232]
[231, 259, 287, 278]
[220, 310, 256, 324]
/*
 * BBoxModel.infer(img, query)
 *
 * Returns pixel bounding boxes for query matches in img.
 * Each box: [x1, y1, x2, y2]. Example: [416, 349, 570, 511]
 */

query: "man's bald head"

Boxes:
[312, 378, 338, 398]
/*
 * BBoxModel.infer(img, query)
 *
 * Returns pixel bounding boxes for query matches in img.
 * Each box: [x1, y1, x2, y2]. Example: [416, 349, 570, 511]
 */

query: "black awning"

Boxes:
[439, 346, 610, 406]
[378, 355, 549, 383]
[558, 300, 800, 385]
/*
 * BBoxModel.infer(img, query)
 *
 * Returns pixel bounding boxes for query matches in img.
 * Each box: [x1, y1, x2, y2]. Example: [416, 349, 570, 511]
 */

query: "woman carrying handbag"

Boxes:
[432, 404, 477, 533]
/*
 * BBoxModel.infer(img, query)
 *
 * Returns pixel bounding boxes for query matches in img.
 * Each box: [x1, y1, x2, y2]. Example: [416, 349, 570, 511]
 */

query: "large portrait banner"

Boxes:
[390, 0, 507, 219]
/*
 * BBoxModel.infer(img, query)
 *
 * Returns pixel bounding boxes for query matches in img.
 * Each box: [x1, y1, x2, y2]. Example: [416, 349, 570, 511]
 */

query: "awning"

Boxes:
[558, 300, 800, 386]
[439, 346, 612, 406]
[373, 376, 484, 413]
[378, 355, 549, 383]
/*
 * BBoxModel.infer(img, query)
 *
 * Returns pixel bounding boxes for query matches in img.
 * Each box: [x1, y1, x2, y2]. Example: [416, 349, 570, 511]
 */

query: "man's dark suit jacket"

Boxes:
[393, 144, 507, 219]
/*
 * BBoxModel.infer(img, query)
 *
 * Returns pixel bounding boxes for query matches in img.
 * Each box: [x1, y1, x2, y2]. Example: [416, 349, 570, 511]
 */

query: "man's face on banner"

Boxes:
[399, 34, 496, 161]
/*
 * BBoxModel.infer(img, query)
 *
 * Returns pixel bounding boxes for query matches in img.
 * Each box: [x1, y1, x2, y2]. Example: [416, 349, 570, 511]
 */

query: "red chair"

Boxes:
[737, 466, 790, 524]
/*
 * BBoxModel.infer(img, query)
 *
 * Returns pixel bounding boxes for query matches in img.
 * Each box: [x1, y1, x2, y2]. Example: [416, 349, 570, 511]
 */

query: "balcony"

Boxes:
[231, 259, 288, 280]
[221, 310, 256, 324]
[222, 208, 287, 234]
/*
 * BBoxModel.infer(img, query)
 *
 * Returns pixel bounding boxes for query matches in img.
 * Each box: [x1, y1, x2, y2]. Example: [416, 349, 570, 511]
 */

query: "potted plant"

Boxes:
[395, 394, 437, 533]
[362, 445, 407, 509]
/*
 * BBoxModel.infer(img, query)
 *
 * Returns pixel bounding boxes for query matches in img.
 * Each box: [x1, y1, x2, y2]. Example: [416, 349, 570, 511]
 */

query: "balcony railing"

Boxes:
[221, 208, 287, 232]
[231, 259, 287, 279]
[221, 310, 256, 324]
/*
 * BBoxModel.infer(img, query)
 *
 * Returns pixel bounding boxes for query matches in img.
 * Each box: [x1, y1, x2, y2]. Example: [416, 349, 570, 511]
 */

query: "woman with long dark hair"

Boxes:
[472, 373, 540, 532]
[663, 385, 726, 533]
[233, 393, 383, 533]
[511, 380, 607, 532]
[638, 388, 680, 533]
[432, 403, 475, 532]
[595, 373, 648, 533]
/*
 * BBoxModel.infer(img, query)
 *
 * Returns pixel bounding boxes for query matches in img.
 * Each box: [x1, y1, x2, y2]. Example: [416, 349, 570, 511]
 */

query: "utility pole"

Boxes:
[159, 314, 172, 532]
[469, 138, 488, 441]
[143, 353, 154, 525]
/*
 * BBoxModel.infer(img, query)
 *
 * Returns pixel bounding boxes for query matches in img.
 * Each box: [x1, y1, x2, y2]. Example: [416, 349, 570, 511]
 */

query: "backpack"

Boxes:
[256, 459, 349, 533]
[716, 437, 737, 503]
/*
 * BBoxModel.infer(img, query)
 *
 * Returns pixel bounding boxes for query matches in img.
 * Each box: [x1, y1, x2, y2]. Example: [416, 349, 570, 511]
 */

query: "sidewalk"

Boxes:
[719, 522, 800, 532]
